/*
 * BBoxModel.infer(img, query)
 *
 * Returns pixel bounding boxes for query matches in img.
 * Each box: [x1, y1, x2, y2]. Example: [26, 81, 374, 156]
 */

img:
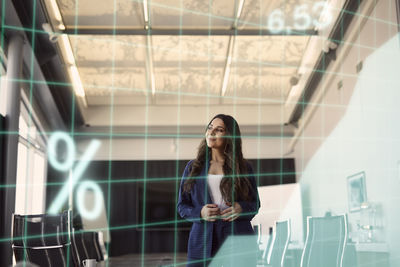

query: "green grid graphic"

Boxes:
[1, 0, 400, 267]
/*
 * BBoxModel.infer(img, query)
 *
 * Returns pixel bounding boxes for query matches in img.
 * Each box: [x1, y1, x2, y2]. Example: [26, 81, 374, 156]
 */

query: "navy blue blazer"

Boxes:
[177, 160, 260, 259]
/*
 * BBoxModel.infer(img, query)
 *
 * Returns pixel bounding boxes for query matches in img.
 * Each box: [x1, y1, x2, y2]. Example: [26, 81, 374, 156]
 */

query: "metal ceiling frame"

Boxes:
[48, 0, 323, 118]
[143, 0, 156, 98]
[219, 0, 244, 98]
[396, 0, 400, 34]
[63, 28, 318, 36]
[55, 0, 319, 109]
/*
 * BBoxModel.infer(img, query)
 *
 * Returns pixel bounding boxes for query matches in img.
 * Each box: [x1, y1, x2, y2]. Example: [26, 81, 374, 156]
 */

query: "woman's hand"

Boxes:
[220, 202, 242, 222]
[201, 204, 220, 221]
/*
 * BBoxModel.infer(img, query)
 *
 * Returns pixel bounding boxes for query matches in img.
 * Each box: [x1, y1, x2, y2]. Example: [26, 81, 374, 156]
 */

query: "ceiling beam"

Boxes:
[74, 60, 301, 68]
[63, 28, 318, 36]
[75, 124, 296, 139]
[81, 104, 287, 128]
[143, 0, 156, 98]
[220, 0, 244, 97]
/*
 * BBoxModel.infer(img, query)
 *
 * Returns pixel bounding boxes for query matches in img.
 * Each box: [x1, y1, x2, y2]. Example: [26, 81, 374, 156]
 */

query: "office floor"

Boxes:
[98, 253, 188, 267]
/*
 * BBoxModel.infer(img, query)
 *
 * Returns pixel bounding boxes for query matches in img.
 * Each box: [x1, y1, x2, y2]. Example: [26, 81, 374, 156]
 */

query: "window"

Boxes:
[15, 106, 47, 215]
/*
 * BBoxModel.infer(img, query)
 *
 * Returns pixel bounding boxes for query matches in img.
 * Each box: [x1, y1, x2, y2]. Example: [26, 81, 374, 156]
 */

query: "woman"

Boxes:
[177, 114, 260, 266]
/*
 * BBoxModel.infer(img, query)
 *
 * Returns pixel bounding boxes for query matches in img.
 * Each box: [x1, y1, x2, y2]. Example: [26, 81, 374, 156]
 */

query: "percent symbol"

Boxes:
[47, 132, 102, 220]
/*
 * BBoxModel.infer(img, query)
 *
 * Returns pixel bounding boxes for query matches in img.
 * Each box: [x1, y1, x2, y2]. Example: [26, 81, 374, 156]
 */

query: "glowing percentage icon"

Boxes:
[47, 132, 102, 220]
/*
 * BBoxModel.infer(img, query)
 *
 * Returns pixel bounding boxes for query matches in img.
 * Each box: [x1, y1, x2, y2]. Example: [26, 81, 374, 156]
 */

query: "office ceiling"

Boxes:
[38, 0, 342, 134]
[68, 34, 309, 106]
[55, 0, 316, 107]
[57, 0, 316, 30]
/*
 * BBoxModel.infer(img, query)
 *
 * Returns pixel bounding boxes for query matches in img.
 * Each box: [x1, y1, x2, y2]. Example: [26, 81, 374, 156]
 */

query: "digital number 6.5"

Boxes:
[268, 9, 284, 34]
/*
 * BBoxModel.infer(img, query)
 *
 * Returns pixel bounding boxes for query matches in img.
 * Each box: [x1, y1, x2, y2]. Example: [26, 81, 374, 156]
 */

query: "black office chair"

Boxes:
[71, 229, 104, 266]
[300, 214, 348, 267]
[12, 211, 72, 267]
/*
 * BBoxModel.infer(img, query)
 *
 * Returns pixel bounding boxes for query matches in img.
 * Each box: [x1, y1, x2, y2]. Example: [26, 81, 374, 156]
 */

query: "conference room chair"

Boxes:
[300, 214, 348, 267]
[257, 219, 291, 267]
[11, 211, 71, 267]
[71, 229, 105, 266]
[257, 226, 273, 265]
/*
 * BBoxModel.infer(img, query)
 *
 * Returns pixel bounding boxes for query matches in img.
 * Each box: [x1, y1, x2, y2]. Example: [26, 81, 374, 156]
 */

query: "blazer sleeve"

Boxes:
[237, 162, 260, 221]
[177, 160, 203, 223]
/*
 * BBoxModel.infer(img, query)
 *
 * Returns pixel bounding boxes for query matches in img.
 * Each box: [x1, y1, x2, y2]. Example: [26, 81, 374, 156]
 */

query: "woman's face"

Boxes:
[205, 118, 227, 150]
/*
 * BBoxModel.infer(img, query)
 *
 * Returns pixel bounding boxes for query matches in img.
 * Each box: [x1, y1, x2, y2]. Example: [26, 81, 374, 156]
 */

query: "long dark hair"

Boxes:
[183, 114, 253, 202]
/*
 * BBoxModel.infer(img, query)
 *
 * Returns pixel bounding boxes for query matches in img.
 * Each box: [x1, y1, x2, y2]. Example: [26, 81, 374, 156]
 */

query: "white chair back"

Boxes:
[300, 214, 347, 267]
[268, 219, 291, 267]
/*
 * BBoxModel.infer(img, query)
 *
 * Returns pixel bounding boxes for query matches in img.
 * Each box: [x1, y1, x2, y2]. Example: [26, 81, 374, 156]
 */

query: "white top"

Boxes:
[207, 174, 229, 210]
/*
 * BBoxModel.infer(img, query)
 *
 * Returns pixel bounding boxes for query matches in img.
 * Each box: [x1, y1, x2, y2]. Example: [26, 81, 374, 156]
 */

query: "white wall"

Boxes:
[293, 0, 400, 266]
[76, 136, 292, 161]
[83, 104, 286, 128]
[252, 183, 303, 245]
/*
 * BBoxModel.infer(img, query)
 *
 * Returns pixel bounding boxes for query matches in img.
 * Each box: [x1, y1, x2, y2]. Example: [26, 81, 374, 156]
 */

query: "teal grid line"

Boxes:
[1, 0, 399, 266]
